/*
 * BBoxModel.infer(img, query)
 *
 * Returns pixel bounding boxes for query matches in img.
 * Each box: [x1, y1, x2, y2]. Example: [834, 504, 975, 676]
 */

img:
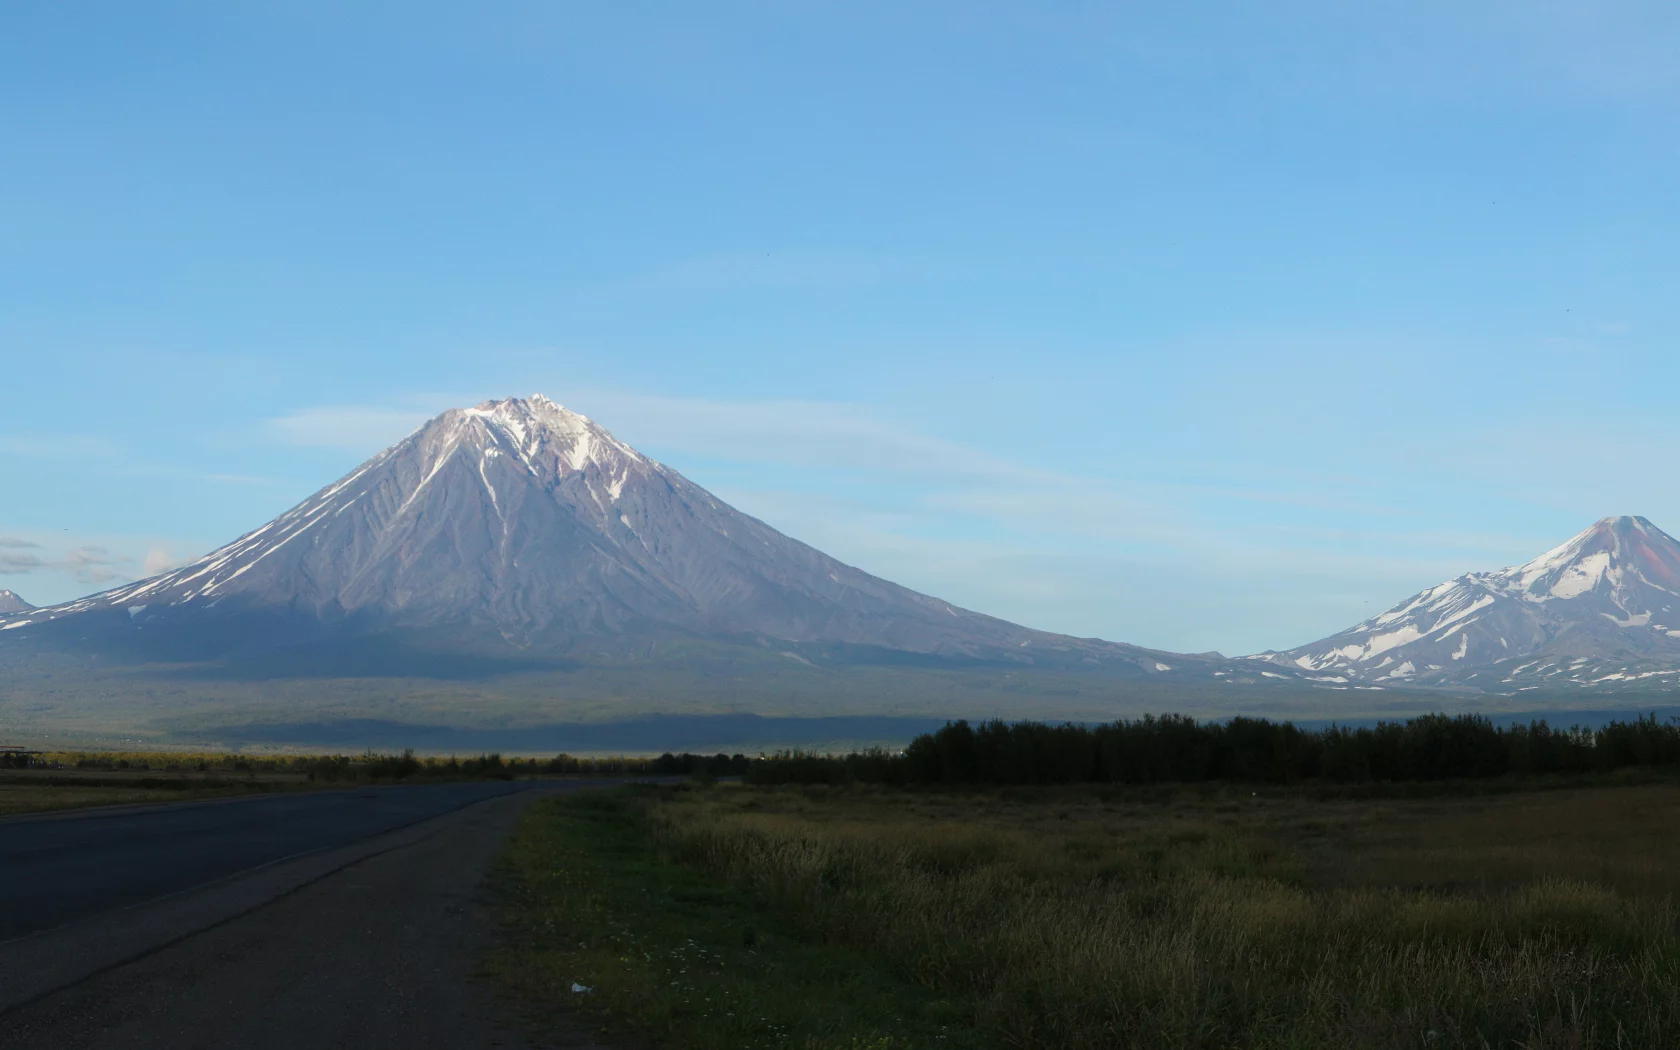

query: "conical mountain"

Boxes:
[0, 590, 32, 616]
[5, 396, 1216, 679]
[1260, 516, 1680, 689]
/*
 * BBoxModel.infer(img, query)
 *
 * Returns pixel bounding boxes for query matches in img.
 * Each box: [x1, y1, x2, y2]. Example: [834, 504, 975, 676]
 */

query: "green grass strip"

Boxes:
[490, 786, 992, 1050]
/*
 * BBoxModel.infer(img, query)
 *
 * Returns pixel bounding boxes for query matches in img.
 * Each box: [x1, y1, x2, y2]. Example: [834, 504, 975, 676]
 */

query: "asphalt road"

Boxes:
[0, 780, 542, 941]
[0, 785, 608, 1049]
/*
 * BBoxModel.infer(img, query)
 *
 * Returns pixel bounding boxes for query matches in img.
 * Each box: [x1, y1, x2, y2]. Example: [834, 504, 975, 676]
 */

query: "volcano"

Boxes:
[1257, 516, 1680, 691]
[2, 396, 1254, 687]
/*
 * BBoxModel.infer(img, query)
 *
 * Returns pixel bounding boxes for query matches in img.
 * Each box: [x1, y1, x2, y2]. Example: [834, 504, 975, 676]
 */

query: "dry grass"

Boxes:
[0, 751, 313, 815]
[1304, 784, 1680, 897]
[634, 782, 1680, 1049]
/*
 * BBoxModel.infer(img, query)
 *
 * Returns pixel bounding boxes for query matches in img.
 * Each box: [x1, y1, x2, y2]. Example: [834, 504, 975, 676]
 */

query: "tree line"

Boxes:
[15, 749, 754, 781]
[745, 713, 1680, 786]
[305, 749, 753, 781]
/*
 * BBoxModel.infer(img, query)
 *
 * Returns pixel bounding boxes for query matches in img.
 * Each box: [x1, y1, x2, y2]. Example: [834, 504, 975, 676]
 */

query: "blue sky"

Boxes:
[3, 1, 1679, 654]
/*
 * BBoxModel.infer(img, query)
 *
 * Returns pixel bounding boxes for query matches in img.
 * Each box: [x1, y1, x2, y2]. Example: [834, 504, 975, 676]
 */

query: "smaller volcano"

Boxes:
[0, 590, 33, 616]
[1258, 516, 1680, 690]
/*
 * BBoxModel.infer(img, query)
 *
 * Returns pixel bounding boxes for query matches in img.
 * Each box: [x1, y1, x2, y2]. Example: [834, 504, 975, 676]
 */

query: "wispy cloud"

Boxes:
[704, 483, 1485, 654]
[575, 392, 1032, 480]
[266, 403, 452, 452]
[0, 434, 120, 459]
[197, 473, 282, 486]
[263, 391, 1031, 479]
[0, 550, 45, 573]
[128, 463, 286, 487]
[576, 393, 1545, 562]
[0, 542, 134, 584]
[268, 405, 434, 449]
[61, 546, 128, 584]
[585, 253, 958, 298]
[0, 435, 279, 487]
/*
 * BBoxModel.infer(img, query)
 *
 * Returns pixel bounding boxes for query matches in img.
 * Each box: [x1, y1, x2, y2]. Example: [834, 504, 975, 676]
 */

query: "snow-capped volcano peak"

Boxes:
[0, 589, 33, 616]
[6, 396, 671, 629]
[1498, 515, 1680, 603]
[1261, 515, 1680, 691]
[459, 394, 596, 441]
[430, 395, 648, 479]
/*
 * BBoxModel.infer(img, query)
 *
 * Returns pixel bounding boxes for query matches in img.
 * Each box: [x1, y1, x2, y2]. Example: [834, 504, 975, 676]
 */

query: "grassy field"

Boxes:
[0, 752, 309, 816]
[0, 748, 561, 817]
[491, 787, 988, 1050]
[0, 780, 279, 816]
[497, 778, 1680, 1050]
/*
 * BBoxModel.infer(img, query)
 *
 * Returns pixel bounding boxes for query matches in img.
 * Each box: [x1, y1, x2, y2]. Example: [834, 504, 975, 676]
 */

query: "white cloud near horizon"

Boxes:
[0, 549, 45, 573]
[142, 546, 193, 576]
[0, 542, 130, 585]
[0, 531, 209, 606]
[62, 546, 126, 584]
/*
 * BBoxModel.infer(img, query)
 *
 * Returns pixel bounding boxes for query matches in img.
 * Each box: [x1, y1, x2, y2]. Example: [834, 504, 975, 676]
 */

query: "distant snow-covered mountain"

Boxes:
[1256, 516, 1680, 691]
[0, 590, 32, 616]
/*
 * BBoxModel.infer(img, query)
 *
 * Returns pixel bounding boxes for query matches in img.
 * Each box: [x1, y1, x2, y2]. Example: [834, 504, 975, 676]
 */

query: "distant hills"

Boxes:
[1255, 516, 1680, 693]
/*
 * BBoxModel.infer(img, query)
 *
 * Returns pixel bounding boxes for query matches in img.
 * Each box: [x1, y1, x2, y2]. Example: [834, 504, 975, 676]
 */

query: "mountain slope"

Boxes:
[2, 396, 1272, 687]
[1258, 516, 1680, 691]
[0, 590, 32, 616]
